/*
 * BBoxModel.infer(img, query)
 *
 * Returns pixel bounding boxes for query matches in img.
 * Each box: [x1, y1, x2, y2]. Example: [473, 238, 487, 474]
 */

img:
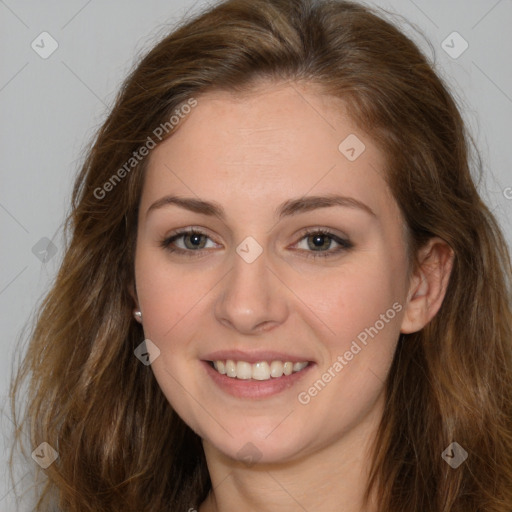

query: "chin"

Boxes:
[200, 421, 313, 466]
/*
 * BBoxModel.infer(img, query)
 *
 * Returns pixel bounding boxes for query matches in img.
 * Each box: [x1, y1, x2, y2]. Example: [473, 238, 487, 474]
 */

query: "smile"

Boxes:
[210, 360, 309, 380]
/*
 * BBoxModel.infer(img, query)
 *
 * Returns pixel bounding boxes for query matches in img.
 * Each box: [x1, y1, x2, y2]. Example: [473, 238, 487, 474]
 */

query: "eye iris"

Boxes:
[184, 233, 206, 250]
[308, 233, 331, 251]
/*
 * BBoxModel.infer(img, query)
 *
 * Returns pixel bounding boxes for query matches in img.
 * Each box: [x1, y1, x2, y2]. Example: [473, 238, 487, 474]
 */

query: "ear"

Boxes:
[400, 237, 454, 334]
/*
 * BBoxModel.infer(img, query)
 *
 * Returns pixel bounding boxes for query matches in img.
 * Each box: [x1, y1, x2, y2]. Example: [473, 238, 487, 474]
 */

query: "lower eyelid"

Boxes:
[296, 243, 352, 259]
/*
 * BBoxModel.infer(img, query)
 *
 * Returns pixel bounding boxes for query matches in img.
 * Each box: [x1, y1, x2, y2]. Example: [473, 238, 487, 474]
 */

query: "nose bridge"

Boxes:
[214, 241, 288, 333]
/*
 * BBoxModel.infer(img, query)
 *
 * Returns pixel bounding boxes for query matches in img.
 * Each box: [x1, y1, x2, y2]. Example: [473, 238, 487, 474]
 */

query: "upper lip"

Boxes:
[202, 350, 314, 364]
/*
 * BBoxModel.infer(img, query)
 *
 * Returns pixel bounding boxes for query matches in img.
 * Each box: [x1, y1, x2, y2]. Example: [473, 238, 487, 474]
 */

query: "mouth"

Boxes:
[208, 359, 310, 381]
[201, 353, 315, 399]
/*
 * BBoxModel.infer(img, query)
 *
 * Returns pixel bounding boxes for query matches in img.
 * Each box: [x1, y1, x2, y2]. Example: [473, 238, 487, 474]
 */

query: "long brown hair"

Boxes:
[10, 0, 512, 510]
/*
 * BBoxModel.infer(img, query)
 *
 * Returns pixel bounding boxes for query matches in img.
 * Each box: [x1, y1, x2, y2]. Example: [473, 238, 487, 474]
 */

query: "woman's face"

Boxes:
[134, 82, 412, 464]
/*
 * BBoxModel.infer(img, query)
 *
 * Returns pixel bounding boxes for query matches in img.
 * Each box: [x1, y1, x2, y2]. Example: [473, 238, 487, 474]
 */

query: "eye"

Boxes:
[160, 227, 353, 259]
[160, 228, 219, 256]
[293, 229, 353, 259]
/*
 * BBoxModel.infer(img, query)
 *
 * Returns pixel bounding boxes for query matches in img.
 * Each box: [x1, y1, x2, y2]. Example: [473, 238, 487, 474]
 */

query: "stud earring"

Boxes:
[133, 309, 142, 322]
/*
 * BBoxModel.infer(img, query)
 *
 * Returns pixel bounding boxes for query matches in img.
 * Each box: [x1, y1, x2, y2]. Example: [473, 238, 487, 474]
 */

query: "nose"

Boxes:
[214, 248, 289, 335]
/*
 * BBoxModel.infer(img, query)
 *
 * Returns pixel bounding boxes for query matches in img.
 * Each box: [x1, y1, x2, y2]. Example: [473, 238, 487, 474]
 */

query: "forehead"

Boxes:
[141, 82, 395, 222]
[165, 83, 363, 166]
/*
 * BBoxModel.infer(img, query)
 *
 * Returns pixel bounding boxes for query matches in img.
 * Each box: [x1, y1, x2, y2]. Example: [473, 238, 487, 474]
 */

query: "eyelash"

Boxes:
[160, 228, 353, 260]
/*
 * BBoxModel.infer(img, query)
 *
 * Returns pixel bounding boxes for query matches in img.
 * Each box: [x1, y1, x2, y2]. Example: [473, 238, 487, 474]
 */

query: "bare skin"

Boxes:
[132, 81, 453, 512]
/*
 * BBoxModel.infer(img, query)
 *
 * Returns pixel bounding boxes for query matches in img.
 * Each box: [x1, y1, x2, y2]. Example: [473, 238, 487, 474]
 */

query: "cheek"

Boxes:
[134, 246, 204, 343]
[300, 259, 404, 344]
[294, 265, 403, 417]
[292, 255, 407, 406]
[134, 249, 208, 425]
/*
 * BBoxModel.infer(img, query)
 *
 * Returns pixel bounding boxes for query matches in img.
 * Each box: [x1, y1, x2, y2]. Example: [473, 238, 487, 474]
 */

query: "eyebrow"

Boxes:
[146, 194, 376, 220]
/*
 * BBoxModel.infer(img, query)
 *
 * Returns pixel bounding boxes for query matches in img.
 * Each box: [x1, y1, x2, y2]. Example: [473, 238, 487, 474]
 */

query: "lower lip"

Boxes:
[201, 361, 315, 399]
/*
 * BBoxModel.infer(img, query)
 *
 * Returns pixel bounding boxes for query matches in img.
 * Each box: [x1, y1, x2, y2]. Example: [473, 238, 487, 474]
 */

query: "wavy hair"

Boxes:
[10, 0, 512, 510]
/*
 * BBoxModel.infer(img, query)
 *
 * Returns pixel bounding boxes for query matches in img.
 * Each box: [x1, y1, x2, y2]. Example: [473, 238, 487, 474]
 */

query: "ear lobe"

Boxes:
[400, 237, 454, 334]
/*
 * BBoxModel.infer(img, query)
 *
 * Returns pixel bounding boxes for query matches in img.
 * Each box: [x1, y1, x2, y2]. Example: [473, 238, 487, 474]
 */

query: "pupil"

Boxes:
[186, 233, 204, 249]
[310, 234, 329, 250]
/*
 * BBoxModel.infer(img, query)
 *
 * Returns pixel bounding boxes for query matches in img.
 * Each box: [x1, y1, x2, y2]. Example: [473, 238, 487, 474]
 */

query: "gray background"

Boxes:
[1, 0, 511, 509]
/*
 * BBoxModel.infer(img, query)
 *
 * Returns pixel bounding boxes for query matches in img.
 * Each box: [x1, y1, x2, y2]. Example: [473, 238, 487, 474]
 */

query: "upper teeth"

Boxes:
[212, 360, 309, 380]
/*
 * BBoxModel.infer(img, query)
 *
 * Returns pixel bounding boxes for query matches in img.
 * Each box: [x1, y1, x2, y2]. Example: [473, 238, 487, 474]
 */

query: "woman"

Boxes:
[10, 0, 512, 510]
